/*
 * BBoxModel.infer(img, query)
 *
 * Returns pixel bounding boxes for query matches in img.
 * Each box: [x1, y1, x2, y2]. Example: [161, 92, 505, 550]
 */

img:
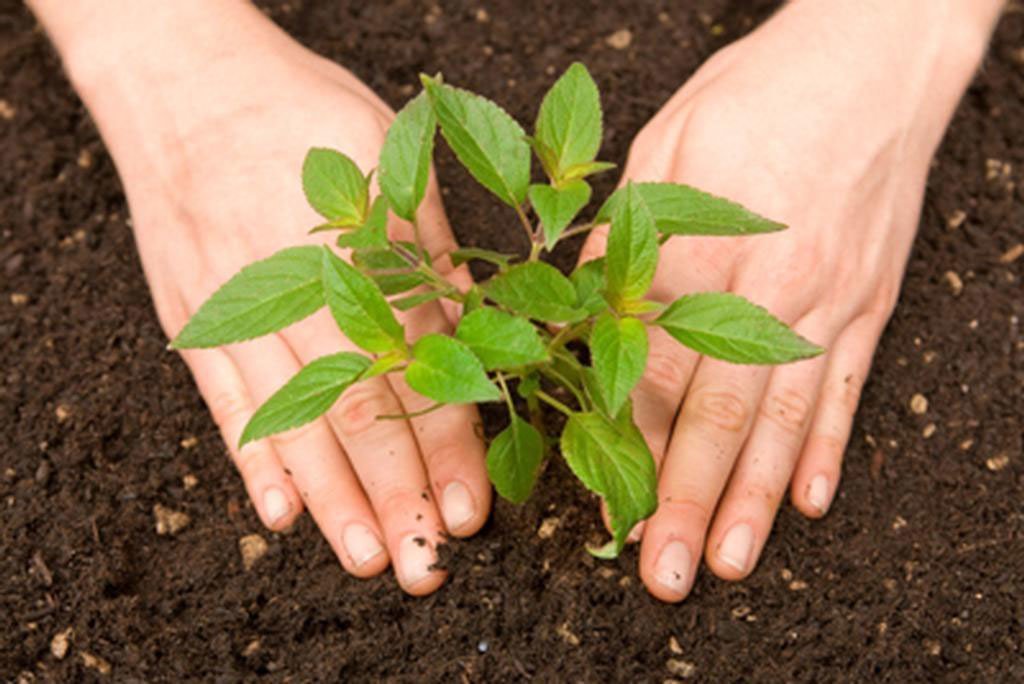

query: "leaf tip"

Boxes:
[586, 539, 621, 559]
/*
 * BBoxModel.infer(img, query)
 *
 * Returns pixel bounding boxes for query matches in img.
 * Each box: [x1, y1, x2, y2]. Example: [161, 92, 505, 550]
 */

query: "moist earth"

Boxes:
[1, 1, 1022, 681]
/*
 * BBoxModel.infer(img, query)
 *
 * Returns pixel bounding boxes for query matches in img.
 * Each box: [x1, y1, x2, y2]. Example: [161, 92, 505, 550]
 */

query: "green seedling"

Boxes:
[172, 63, 823, 558]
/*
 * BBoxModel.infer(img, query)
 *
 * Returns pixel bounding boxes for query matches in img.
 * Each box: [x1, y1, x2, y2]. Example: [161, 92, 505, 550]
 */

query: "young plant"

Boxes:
[171, 63, 822, 558]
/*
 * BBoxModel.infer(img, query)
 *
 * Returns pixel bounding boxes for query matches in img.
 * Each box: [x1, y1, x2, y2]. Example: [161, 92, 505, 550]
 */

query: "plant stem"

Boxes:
[513, 203, 540, 258]
[377, 402, 444, 420]
[547, 320, 589, 353]
[558, 222, 596, 242]
[391, 242, 465, 302]
[495, 372, 516, 414]
[535, 389, 574, 417]
[539, 365, 586, 408]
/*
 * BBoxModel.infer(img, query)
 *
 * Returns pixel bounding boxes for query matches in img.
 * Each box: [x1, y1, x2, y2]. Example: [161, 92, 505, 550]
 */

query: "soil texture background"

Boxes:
[1, 1, 1022, 681]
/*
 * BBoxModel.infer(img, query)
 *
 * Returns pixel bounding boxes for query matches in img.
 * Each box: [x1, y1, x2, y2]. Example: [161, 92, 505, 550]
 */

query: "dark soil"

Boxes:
[2, 1, 1022, 681]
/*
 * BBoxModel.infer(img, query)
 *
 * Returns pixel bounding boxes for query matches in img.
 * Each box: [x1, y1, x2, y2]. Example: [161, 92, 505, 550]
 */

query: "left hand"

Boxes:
[578, 0, 994, 601]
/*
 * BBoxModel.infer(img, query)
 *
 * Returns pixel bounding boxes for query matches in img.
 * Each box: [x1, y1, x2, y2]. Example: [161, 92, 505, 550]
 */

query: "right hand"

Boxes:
[75, 5, 488, 595]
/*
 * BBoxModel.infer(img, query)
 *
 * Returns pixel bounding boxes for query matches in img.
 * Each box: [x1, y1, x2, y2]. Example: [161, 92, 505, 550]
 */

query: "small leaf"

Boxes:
[362, 350, 407, 379]
[240, 352, 370, 446]
[463, 286, 485, 314]
[529, 180, 592, 249]
[302, 148, 369, 226]
[450, 247, 515, 269]
[487, 415, 544, 503]
[392, 289, 445, 311]
[595, 182, 786, 236]
[406, 334, 502, 404]
[561, 412, 657, 556]
[535, 62, 603, 182]
[455, 307, 548, 371]
[422, 75, 530, 207]
[335, 195, 389, 249]
[322, 248, 406, 354]
[590, 313, 648, 417]
[517, 372, 540, 400]
[352, 243, 429, 295]
[562, 160, 616, 183]
[484, 261, 586, 323]
[379, 91, 436, 221]
[605, 183, 658, 305]
[172, 246, 324, 349]
[571, 258, 608, 316]
[656, 292, 824, 364]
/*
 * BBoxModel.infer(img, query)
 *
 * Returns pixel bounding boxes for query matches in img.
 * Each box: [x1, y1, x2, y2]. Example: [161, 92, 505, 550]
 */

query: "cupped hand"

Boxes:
[580, 1, 985, 601]
[89, 13, 486, 595]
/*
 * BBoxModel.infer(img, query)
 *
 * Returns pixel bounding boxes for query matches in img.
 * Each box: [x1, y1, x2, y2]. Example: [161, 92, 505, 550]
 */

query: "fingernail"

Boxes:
[807, 474, 832, 514]
[262, 487, 292, 526]
[343, 523, 384, 568]
[398, 533, 437, 587]
[441, 480, 475, 532]
[653, 540, 692, 595]
[718, 523, 754, 573]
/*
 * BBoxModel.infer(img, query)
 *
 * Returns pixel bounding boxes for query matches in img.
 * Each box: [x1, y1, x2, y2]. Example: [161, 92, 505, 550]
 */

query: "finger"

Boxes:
[178, 346, 304, 531]
[227, 332, 389, 578]
[703, 313, 834, 580]
[639, 358, 772, 602]
[791, 312, 885, 518]
[285, 310, 448, 595]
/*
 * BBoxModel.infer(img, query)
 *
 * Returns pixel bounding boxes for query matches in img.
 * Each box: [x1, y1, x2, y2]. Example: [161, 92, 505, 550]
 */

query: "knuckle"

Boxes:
[421, 440, 472, 475]
[806, 432, 848, 462]
[374, 484, 429, 521]
[640, 349, 690, 400]
[657, 490, 713, 530]
[687, 388, 751, 434]
[207, 390, 251, 432]
[760, 388, 813, 437]
[331, 382, 392, 438]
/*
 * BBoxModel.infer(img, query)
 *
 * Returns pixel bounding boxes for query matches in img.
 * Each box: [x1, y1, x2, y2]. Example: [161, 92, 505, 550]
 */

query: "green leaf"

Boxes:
[656, 292, 824, 364]
[484, 261, 586, 323]
[561, 412, 657, 556]
[571, 258, 608, 316]
[333, 195, 389, 249]
[322, 248, 406, 354]
[392, 289, 445, 311]
[463, 286, 485, 314]
[240, 352, 370, 446]
[517, 372, 540, 400]
[590, 313, 648, 417]
[455, 307, 548, 371]
[379, 91, 436, 222]
[605, 182, 658, 305]
[362, 350, 407, 379]
[562, 160, 616, 183]
[450, 247, 515, 269]
[172, 246, 324, 349]
[302, 148, 369, 226]
[352, 243, 429, 295]
[422, 75, 530, 207]
[528, 180, 592, 249]
[487, 415, 544, 503]
[535, 62, 602, 182]
[595, 182, 786, 237]
[405, 334, 501, 404]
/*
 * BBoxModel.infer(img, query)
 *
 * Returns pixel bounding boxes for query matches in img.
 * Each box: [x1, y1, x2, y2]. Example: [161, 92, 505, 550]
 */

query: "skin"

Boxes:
[27, 0, 1004, 599]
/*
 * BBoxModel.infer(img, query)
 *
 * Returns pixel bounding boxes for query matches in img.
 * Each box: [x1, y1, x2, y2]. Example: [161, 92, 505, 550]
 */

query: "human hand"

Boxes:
[579, 0, 999, 601]
[62, 3, 487, 595]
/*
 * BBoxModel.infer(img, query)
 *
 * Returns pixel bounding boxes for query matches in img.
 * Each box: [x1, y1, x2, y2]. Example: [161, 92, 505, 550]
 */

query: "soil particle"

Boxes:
[239, 534, 269, 570]
[79, 652, 111, 675]
[909, 393, 929, 415]
[943, 270, 964, 295]
[1000, 242, 1023, 263]
[49, 627, 72, 660]
[153, 504, 191, 536]
[605, 29, 633, 50]
[666, 658, 697, 678]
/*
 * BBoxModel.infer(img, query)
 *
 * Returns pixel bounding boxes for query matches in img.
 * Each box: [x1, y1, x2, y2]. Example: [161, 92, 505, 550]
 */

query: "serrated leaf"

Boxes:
[529, 180, 592, 249]
[240, 352, 371, 446]
[405, 334, 501, 404]
[392, 289, 445, 311]
[571, 258, 608, 316]
[450, 247, 515, 269]
[302, 148, 369, 226]
[596, 182, 786, 237]
[422, 75, 530, 207]
[335, 195, 389, 249]
[352, 243, 429, 295]
[562, 160, 616, 183]
[455, 307, 548, 371]
[535, 62, 602, 182]
[656, 292, 823, 364]
[561, 412, 657, 556]
[605, 183, 658, 305]
[487, 415, 544, 503]
[322, 248, 406, 354]
[590, 313, 648, 417]
[362, 350, 407, 379]
[484, 261, 586, 323]
[172, 246, 324, 349]
[379, 91, 436, 221]
[463, 286, 485, 314]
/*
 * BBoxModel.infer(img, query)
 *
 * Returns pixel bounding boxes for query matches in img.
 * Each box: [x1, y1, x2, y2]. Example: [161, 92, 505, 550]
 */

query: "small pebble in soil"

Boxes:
[665, 658, 697, 678]
[242, 639, 261, 657]
[780, 568, 793, 582]
[946, 209, 967, 229]
[999, 243, 1024, 264]
[153, 504, 191, 536]
[80, 652, 112, 675]
[35, 460, 51, 486]
[182, 474, 198, 490]
[788, 580, 808, 591]
[959, 438, 974, 451]
[10, 293, 28, 306]
[537, 516, 560, 539]
[986, 453, 1010, 472]
[239, 534, 269, 570]
[668, 636, 683, 654]
[50, 627, 72, 660]
[892, 516, 908, 530]
[943, 271, 963, 296]
[606, 29, 632, 50]
[55, 404, 71, 422]
[909, 393, 928, 415]
[556, 622, 581, 646]
[77, 149, 92, 169]
[476, 640, 489, 653]
[180, 436, 198, 449]
[731, 605, 752, 619]
[922, 350, 938, 364]
[923, 639, 942, 657]
[475, 8, 489, 22]
[0, 99, 14, 120]
[922, 423, 937, 439]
